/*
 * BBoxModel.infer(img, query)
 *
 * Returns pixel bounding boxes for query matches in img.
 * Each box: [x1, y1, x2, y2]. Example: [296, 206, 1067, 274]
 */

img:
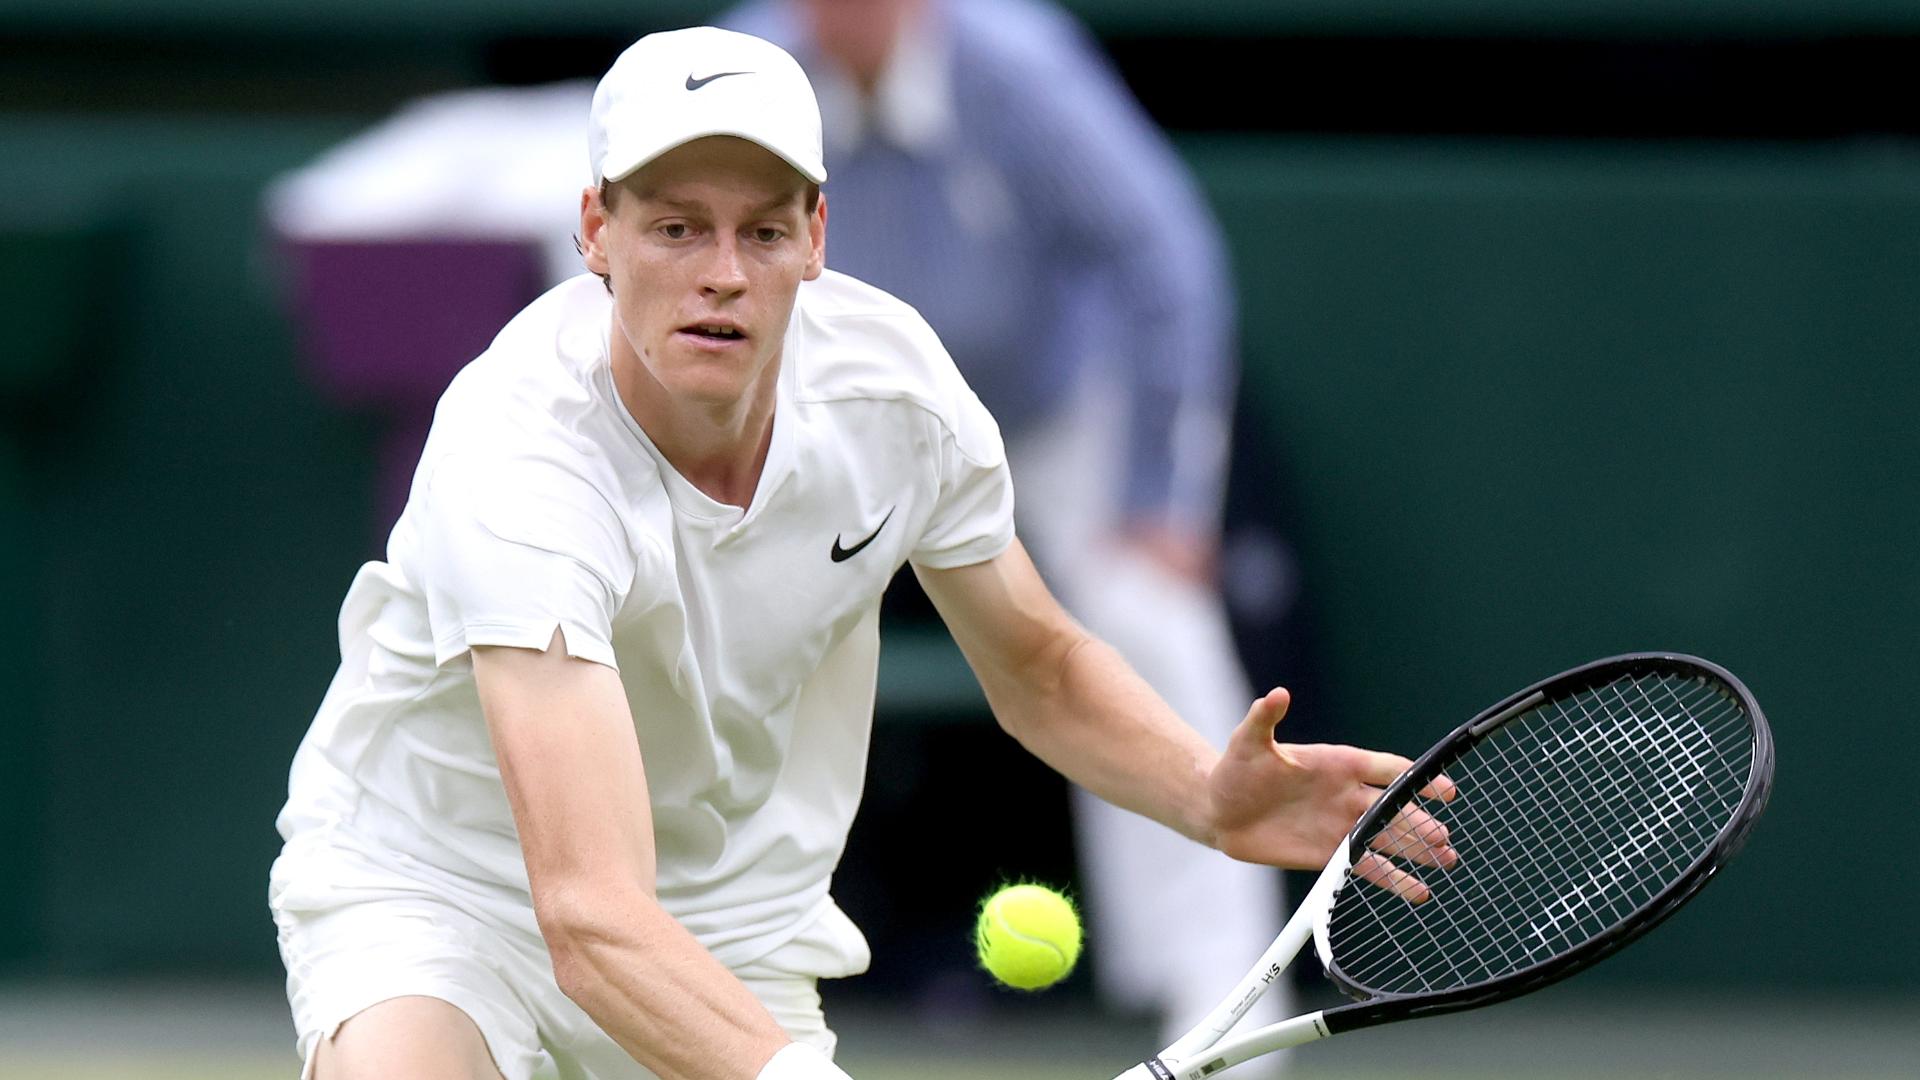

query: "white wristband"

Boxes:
[755, 1042, 855, 1080]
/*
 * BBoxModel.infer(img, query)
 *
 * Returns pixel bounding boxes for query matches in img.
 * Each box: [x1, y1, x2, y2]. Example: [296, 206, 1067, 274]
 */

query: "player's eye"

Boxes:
[659, 223, 691, 240]
[753, 227, 785, 244]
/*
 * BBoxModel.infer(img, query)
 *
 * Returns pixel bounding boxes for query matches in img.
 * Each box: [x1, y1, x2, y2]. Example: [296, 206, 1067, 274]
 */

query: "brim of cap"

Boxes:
[600, 129, 826, 186]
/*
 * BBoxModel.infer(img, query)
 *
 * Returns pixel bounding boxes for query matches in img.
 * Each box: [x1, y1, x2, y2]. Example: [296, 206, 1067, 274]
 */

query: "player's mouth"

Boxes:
[677, 321, 749, 348]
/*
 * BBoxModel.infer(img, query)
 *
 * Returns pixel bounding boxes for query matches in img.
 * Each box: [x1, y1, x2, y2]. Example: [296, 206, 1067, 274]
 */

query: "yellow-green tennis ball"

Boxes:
[975, 884, 1082, 991]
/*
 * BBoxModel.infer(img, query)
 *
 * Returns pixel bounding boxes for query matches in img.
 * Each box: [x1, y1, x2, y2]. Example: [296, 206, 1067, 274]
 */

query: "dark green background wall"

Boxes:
[2, 1, 1915, 995]
[0, 115, 376, 971]
[1193, 138, 1920, 991]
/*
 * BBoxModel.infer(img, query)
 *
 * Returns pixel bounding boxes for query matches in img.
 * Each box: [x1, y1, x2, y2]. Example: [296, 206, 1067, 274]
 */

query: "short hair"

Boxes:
[581, 178, 821, 294]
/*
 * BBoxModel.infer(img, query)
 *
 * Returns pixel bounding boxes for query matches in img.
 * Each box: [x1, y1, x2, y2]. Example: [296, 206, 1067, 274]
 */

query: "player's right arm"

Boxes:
[471, 629, 804, 1080]
[420, 445, 848, 1079]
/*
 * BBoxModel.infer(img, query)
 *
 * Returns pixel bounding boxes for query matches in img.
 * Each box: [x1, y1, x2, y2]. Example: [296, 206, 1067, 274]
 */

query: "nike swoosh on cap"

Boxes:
[686, 71, 752, 91]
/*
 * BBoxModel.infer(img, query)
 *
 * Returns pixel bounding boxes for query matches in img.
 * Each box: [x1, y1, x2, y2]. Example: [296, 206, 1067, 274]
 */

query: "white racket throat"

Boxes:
[1151, 849, 1353, 1075]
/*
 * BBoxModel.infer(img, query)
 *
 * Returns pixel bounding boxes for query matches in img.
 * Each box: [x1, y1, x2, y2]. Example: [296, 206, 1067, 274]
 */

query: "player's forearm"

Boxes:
[982, 628, 1222, 846]
[920, 548, 1226, 846]
[539, 885, 790, 1080]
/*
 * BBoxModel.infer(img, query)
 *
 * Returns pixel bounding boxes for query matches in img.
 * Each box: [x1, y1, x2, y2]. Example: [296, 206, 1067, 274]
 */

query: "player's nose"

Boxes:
[697, 234, 749, 297]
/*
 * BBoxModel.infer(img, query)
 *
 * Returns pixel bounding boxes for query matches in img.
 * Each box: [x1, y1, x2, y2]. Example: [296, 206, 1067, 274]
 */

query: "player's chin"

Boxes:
[657, 358, 758, 405]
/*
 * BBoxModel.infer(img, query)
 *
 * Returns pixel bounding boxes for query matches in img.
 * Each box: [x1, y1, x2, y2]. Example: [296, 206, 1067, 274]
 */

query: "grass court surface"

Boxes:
[0, 981, 1912, 1079]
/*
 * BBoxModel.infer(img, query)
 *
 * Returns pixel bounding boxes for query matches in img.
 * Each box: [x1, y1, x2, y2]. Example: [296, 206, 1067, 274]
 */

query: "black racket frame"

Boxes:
[1318, 651, 1775, 1036]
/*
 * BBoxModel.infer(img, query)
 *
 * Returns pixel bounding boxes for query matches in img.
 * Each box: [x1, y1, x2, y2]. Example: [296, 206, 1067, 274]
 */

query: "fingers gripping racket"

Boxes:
[1112, 652, 1774, 1080]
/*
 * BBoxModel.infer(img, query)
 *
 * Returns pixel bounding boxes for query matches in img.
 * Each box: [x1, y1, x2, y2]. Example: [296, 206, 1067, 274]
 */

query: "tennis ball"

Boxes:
[974, 883, 1082, 991]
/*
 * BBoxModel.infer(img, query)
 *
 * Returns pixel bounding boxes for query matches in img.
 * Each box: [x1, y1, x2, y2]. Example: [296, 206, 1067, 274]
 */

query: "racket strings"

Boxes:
[1326, 670, 1755, 997]
[1333, 674, 1750, 988]
[1471, 681, 1733, 920]
[1339, 675, 1749, 984]
[1331, 680, 1742, 990]
[1444, 705, 1720, 957]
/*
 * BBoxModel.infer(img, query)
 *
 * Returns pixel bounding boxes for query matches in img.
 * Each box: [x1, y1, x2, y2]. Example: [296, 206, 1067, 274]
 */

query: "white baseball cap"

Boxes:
[588, 27, 827, 187]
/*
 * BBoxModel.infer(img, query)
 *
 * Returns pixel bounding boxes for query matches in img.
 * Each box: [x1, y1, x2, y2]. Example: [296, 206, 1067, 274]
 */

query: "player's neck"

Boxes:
[611, 344, 780, 510]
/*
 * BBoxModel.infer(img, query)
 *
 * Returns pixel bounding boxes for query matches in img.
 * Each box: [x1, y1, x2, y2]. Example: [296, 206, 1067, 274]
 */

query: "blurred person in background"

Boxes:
[718, 0, 1289, 1054]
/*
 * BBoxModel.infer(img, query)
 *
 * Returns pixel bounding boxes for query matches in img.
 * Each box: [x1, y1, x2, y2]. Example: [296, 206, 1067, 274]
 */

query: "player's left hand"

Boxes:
[1207, 688, 1459, 902]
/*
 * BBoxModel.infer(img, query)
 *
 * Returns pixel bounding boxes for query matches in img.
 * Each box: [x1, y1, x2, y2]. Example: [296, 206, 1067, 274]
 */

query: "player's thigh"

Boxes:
[272, 841, 551, 1080]
[312, 995, 506, 1080]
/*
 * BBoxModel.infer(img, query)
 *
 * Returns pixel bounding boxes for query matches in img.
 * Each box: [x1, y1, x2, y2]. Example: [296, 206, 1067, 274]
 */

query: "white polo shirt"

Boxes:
[274, 269, 1014, 978]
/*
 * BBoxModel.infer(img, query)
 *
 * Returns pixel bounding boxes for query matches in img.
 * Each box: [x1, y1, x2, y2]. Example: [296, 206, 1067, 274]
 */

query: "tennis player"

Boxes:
[268, 27, 1453, 1080]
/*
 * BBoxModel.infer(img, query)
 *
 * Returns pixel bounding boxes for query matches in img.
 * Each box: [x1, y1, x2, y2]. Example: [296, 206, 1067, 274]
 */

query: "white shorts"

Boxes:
[270, 833, 838, 1080]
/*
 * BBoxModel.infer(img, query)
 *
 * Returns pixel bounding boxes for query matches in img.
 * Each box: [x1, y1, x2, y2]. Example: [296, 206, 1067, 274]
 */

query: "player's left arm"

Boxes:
[916, 540, 1454, 881]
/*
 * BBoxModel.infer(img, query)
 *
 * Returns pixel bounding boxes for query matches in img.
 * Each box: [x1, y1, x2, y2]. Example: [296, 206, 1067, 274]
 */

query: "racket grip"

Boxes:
[1107, 1064, 1162, 1080]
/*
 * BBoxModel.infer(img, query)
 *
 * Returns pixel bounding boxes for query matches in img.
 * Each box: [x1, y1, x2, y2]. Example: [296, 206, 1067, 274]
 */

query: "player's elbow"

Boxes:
[548, 934, 596, 1007]
[989, 627, 1095, 743]
[532, 881, 633, 1007]
[534, 891, 596, 1002]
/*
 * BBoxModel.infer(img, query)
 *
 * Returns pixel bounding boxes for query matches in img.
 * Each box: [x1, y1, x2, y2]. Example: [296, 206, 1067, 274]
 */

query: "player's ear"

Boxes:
[579, 184, 613, 276]
[803, 191, 826, 281]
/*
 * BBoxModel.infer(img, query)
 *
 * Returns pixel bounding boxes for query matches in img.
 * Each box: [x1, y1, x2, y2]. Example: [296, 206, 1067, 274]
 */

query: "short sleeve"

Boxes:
[417, 454, 636, 669]
[911, 388, 1017, 569]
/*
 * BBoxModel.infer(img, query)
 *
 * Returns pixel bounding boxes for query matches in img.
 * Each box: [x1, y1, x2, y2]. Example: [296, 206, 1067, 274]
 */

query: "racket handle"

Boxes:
[1107, 1064, 1163, 1080]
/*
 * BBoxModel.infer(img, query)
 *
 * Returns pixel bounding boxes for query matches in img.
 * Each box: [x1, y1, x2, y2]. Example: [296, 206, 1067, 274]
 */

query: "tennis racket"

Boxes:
[1111, 652, 1774, 1080]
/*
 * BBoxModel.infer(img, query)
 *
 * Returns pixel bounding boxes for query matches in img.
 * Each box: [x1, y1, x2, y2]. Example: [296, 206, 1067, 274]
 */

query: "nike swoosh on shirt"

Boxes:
[831, 507, 895, 563]
[685, 71, 752, 91]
